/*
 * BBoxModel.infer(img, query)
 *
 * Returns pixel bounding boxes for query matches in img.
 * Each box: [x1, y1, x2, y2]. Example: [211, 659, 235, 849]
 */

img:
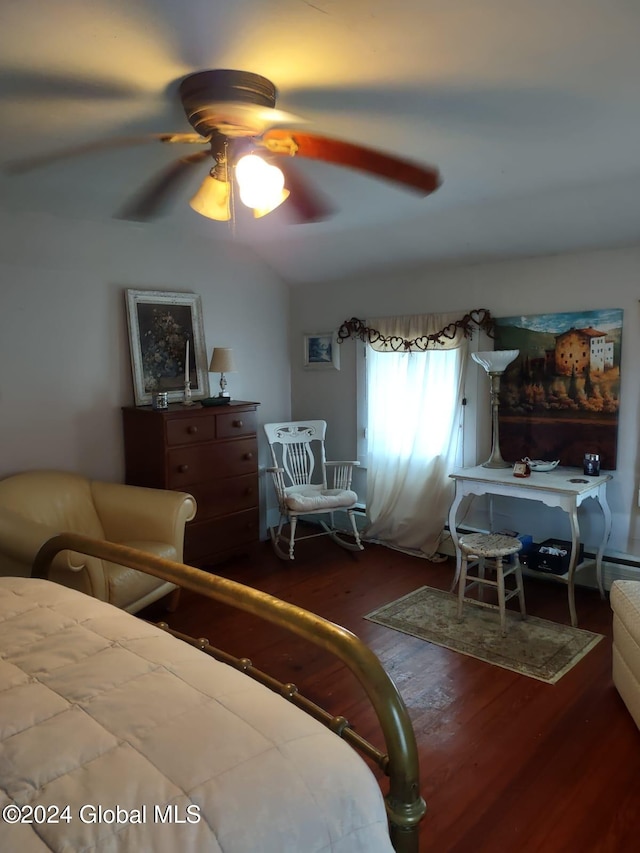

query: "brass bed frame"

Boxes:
[33, 534, 427, 853]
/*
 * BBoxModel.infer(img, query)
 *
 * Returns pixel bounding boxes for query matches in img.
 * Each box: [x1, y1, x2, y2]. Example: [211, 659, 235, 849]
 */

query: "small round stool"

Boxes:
[456, 532, 526, 636]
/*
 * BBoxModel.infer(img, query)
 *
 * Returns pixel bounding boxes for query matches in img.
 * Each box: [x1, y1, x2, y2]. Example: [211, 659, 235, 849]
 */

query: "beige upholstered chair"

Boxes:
[0, 470, 196, 613]
[611, 580, 640, 728]
[264, 420, 364, 560]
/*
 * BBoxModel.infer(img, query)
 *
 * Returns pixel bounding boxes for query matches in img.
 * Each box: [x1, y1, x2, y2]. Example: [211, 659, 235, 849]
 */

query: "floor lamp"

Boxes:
[472, 350, 519, 468]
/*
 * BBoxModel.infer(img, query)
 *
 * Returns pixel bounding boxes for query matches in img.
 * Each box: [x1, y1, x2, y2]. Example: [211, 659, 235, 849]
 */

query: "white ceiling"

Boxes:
[2, 0, 640, 284]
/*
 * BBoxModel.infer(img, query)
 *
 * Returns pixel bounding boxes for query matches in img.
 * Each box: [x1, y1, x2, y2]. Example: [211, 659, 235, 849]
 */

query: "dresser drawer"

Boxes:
[216, 410, 257, 438]
[167, 438, 258, 488]
[186, 474, 258, 520]
[184, 508, 259, 563]
[166, 415, 217, 446]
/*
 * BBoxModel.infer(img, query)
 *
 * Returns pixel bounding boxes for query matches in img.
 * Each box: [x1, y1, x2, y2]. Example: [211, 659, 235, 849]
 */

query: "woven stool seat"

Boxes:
[455, 532, 526, 636]
[459, 532, 522, 559]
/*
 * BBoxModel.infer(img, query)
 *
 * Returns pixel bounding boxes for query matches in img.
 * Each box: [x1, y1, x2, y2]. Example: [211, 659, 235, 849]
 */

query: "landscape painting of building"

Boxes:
[493, 309, 623, 469]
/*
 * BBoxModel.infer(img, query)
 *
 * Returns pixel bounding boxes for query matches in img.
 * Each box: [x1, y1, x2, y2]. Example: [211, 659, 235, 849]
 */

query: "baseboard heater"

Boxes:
[440, 523, 640, 591]
[282, 511, 640, 590]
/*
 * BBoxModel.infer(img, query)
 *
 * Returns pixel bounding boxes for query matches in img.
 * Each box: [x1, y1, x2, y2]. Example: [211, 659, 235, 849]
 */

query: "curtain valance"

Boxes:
[337, 309, 494, 352]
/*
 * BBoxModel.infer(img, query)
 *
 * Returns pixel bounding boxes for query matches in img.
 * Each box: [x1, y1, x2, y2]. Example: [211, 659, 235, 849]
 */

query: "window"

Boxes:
[357, 340, 467, 556]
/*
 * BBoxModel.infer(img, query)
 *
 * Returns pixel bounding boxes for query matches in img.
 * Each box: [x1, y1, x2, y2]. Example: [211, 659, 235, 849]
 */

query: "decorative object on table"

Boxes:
[182, 338, 194, 406]
[513, 459, 531, 478]
[303, 332, 340, 370]
[125, 289, 209, 406]
[365, 585, 603, 683]
[523, 458, 560, 472]
[471, 349, 519, 468]
[208, 347, 236, 398]
[583, 452, 601, 476]
[494, 309, 623, 469]
[151, 391, 168, 410]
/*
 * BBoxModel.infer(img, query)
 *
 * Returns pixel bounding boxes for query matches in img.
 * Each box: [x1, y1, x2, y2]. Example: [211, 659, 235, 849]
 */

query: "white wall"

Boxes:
[0, 207, 292, 534]
[290, 245, 640, 557]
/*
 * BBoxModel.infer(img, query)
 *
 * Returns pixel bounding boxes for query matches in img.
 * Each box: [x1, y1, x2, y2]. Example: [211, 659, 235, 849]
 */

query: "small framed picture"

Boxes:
[303, 332, 340, 370]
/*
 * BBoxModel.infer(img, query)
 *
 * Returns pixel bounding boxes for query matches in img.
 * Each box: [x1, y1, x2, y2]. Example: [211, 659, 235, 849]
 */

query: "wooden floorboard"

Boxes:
[141, 534, 640, 852]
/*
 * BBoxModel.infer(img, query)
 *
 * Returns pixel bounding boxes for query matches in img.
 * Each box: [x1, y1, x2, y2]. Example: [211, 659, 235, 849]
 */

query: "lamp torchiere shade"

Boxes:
[471, 350, 520, 374]
[472, 349, 519, 468]
[209, 347, 236, 398]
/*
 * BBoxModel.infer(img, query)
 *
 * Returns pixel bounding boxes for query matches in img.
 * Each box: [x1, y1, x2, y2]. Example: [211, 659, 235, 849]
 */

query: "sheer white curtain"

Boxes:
[364, 313, 468, 558]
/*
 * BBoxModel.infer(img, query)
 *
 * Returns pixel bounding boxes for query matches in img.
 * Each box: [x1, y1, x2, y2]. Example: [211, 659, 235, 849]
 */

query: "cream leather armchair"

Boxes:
[0, 470, 196, 613]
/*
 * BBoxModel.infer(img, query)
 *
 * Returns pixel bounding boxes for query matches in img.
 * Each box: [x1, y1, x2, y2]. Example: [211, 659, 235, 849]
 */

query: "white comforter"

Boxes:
[0, 577, 394, 852]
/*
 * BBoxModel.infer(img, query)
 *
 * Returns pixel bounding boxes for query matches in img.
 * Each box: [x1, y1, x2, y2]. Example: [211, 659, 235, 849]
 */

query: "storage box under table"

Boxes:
[529, 538, 584, 574]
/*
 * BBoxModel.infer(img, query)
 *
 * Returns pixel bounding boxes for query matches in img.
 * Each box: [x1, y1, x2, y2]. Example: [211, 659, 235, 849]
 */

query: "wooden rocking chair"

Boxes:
[264, 420, 364, 560]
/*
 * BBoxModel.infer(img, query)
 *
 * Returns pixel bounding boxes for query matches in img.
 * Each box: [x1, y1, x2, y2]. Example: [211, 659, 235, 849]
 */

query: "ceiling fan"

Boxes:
[5, 69, 443, 225]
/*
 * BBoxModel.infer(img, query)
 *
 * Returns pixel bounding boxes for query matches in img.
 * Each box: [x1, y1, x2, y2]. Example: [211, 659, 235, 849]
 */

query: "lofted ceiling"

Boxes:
[1, 0, 640, 284]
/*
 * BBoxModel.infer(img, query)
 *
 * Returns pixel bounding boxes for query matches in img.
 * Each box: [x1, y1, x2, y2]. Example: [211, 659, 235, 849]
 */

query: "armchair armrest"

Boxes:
[0, 506, 86, 575]
[325, 460, 361, 491]
[91, 482, 197, 550]
[265, 467, 288, 510]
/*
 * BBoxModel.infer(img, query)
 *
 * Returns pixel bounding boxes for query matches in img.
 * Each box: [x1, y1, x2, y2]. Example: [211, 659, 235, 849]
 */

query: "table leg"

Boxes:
[567, 504, 581, 628]
[595, 484, 613, 599]
[448, 490, 466, 593]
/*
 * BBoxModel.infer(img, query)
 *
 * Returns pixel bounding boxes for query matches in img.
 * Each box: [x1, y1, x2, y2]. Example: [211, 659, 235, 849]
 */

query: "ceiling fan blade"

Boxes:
[282, 84, 582, 128]
[3, 133, 208, 175]
[276, 159, 334, 223]
[0, 68, 147, 101]
[116, 149, 211, 221]
[261, 130, 441, 195]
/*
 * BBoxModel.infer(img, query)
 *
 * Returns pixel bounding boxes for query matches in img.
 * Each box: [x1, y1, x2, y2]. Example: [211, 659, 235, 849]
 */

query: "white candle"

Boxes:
[184, 339, 189, 383]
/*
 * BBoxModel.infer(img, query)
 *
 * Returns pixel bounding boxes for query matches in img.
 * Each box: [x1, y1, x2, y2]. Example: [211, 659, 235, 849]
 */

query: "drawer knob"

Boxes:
[244, 487, 254, 496]
[187, 425, 198, 434]
[243, 452, 254, 460]
[178, 464, 189, 474]
[233, 419, 243, 428]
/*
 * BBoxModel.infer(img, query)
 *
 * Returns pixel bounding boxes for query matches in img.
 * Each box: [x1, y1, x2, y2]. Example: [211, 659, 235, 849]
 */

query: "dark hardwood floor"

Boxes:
[141, 533, 640, 852]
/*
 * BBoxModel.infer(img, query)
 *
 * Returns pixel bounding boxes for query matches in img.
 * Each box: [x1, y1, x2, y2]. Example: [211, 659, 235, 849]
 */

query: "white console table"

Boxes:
[448, 465, 612, 627]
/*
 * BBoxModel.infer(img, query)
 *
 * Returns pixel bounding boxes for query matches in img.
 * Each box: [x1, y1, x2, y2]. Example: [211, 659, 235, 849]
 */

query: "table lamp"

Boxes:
[209, 347, 236, 398]
[472, 349, 519, 468]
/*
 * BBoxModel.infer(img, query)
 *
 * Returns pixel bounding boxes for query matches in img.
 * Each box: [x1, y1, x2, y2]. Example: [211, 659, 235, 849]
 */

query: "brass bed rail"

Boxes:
[33, 534, 427, 852]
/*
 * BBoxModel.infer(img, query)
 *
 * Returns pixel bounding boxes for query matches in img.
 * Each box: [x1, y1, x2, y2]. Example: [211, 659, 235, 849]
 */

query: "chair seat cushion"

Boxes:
[284, 485, 358, 513]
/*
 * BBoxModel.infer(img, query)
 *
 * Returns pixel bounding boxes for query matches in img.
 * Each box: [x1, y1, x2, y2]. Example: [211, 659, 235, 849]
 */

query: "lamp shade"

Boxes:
[209, 347, 236, 373]
[472, 350, 519, 373]
[190, 175, 231, 221]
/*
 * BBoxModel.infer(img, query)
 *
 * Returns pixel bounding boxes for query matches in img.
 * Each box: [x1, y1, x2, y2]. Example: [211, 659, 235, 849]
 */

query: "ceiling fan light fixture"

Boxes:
[252, 187, 290, 218]
[189, 172, 231, 221]
[235, 154, 286, 215]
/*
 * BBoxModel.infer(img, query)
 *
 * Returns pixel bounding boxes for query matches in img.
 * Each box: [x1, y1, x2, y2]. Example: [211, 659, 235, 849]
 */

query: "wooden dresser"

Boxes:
[122, 401, 260, 567]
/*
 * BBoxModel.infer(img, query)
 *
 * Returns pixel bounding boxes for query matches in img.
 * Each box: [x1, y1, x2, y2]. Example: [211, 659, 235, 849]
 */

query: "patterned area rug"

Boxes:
[365, 586, 604, 683]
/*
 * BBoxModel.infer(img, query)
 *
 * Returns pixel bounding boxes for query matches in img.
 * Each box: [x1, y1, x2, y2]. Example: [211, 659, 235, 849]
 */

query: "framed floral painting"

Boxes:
[125, 289, 210, 406]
